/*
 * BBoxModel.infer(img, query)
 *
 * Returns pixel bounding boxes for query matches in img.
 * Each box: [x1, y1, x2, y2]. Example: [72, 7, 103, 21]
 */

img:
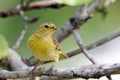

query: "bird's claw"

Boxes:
[47, 65, 54, 75]
[29, 66, 36, 74]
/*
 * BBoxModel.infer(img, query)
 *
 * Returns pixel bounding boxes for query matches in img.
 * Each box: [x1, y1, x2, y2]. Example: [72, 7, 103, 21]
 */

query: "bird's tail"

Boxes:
[59, 52, 68, 59]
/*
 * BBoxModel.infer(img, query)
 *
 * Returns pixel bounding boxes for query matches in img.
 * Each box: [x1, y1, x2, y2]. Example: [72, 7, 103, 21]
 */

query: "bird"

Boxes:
[28, 23, 68, 72]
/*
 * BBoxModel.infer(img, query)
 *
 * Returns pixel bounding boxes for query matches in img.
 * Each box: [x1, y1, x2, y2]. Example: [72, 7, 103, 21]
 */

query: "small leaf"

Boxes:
[56, 0, 94, 6]
[0, 34, 9, 59]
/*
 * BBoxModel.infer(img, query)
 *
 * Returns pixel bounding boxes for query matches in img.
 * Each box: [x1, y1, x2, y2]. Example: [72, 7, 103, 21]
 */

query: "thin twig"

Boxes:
[69, 4, 97, 64]
[87, 0, 102, 13]
[18, 0, 39, 23]
[12, 25, 28, 50]
[18, 9, 39, 23]
[0, 0, 66, 18]
[72, 29, 97, 64]
[67, 30, 120, 57]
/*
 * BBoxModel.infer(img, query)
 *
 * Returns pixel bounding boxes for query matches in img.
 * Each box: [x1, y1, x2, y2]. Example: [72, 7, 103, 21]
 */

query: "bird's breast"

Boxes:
[28, 35, 57, 61]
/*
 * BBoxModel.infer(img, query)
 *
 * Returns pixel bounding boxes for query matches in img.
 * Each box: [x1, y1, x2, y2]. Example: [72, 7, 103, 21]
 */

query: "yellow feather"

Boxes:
[28, 23, 68, 64]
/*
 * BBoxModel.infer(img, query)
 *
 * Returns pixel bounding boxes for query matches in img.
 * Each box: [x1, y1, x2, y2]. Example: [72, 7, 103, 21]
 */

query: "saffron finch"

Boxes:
[28, 23, 68, 70]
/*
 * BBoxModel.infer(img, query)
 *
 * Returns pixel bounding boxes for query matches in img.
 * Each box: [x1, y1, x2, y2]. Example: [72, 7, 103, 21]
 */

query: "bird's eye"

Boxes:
[45, 25, 49, 28]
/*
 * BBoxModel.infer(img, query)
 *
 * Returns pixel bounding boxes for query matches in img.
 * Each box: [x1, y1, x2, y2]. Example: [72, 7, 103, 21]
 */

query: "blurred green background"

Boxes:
[0, 0, 120, 80]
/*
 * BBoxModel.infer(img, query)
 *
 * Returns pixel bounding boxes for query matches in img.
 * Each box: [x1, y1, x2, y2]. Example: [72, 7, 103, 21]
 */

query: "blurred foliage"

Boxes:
[0, 34, 8, 59]
[0, 0, 120, 68]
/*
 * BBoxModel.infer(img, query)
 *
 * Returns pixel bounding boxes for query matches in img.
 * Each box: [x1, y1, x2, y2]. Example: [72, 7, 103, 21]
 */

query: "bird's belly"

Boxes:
[29, 39, 59, 62]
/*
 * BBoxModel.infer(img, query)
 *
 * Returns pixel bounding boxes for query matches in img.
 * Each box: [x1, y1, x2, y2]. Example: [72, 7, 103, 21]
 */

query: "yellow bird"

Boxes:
[28, 23, 68, 70]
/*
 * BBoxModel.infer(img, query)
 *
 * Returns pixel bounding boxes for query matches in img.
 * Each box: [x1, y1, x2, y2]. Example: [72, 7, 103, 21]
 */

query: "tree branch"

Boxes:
[5, 48, 32, 80]
[54, 0, 102, 43]
[0, 63, 120, 79]
[68, 30, 120, 57]
[0, 0, 66, 18]
[18, 9, 39, 23]
[8, 48, 29, 71]
[12, 25, 28, 50]
[18, 0, 39, 23]
[72, 29, 97, 64]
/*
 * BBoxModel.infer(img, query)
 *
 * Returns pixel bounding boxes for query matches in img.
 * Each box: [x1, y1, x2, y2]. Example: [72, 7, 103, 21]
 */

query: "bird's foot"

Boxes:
[29, 66, 36, 74]
[47, 65, 54, 75]
[21, 57, 30, 65]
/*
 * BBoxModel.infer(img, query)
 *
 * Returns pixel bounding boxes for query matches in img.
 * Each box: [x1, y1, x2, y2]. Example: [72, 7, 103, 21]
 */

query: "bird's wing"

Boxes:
[53, 39, 61, 51]
[53, 39, 68, 59]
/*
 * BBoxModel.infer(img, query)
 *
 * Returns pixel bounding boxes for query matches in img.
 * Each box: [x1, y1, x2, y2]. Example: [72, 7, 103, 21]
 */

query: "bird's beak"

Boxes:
[54, 27, 57, 30]
[50, 27, 57, 30]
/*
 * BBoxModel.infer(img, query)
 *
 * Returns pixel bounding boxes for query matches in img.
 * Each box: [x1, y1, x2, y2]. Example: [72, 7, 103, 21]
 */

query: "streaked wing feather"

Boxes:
[53, 39, 68, 59]
[53, 39, 61, 51]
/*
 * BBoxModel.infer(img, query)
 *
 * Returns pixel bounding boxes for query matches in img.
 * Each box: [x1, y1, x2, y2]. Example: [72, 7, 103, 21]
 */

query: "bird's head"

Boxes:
[36, 23, 57, 36]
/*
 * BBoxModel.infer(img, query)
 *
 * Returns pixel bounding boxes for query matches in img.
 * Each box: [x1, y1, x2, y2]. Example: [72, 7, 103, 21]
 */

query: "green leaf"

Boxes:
[56, 0, 94, 6]
[0, 34, 9, 59]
